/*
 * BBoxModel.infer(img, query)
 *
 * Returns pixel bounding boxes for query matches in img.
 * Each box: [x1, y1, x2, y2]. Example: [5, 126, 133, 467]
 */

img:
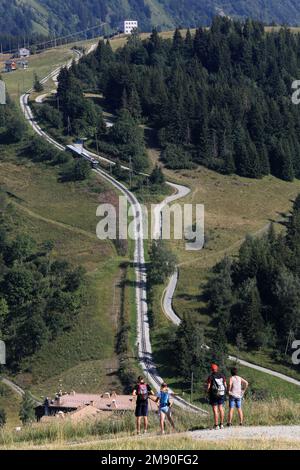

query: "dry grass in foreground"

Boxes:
[1, 399, 300, 450]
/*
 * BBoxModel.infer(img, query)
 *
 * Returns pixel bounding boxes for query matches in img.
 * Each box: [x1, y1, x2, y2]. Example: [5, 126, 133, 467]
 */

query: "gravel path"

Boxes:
[191, 425, 300, 442]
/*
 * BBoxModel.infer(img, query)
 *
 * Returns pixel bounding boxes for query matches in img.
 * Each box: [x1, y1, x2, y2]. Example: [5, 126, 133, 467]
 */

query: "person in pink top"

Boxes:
[227, 367, 249, 426]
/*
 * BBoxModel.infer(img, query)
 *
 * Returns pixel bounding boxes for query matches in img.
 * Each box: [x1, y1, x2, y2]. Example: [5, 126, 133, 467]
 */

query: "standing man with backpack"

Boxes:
[206, 364, 227, 430]
[133, 376, 154, 435]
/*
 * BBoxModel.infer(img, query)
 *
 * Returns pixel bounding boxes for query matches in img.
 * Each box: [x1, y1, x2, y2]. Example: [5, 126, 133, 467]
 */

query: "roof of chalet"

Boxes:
[49, 392, 135, 411]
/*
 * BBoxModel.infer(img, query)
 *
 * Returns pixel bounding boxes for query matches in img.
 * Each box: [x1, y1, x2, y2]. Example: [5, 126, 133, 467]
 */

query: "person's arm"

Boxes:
[223, 375, 228, 392]
[206, 377, 211, 393]
[228, 377, 232, 395]
[241, 378, 249, 394]
[132, 386, 137, 398]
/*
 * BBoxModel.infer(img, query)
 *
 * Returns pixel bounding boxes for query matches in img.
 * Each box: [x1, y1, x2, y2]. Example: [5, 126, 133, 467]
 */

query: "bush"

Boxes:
[0, 408, 6, 428]
[161, 144, 194, 170]
[25, 136, 65, 164]
[36, 103, 63, 129]
[60, 159, 91, 182]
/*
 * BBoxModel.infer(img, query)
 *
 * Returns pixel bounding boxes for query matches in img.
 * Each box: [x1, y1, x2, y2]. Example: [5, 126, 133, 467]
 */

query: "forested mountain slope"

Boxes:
[2, 0, 300, 41]
[58, 17, 300, 181]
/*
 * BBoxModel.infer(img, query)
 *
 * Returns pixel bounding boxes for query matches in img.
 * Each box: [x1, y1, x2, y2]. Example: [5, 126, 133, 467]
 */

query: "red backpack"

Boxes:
[137, 383, 149, 401]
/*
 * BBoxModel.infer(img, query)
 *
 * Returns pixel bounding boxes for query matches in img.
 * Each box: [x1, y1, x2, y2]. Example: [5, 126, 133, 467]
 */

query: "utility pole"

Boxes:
[285, 330, 294, 356]
[95, 132, 99, 155]
[67, 116, 72, 136]
[191, 372, 194, 404]
[129, 156, 133, 189]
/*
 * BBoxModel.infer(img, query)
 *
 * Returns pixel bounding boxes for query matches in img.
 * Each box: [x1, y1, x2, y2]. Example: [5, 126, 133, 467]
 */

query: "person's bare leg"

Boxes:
[167, 411, 175, 430]
[238, 408, 243, 425]
[136, 417, 141, 434]
[144, 416, 148, 432]
[160, 413, 166, 434]
[212, 406, 219, 426]
[228, 407, 234, 424]
[219, 405, 225, 425]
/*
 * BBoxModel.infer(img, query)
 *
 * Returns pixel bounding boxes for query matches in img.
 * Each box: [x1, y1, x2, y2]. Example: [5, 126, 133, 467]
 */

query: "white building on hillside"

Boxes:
[18, 48, 30, 58]
[124, 20, 138, 35]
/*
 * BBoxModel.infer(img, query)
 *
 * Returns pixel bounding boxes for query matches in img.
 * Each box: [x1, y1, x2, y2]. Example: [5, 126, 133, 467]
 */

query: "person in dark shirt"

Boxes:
[206, 364, 227, 430]
[132, 376, 154, 434]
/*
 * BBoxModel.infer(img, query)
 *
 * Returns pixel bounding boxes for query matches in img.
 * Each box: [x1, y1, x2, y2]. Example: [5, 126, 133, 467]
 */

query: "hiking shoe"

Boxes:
[219, 424, 224, 429]
[239, 423, 243, 426]
[227, 423, 232, 427]
[144, 430, 148, 434]
[213, 425, 220, 430]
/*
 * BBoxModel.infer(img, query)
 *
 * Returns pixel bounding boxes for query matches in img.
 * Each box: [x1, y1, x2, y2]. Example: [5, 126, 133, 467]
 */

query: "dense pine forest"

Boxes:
[206, 195, 300, 354]
[59, 17, 300, 181]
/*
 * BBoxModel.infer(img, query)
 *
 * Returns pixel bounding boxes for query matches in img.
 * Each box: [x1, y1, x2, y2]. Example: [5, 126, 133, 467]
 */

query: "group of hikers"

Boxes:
[132, 364, 249, 434]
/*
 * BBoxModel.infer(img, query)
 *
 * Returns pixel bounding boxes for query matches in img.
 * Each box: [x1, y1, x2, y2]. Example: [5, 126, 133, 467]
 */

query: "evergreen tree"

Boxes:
[172, 28, 184, 53]
[19, 391, 35, 425]
[149, 165, 165, 186]
[207, 257, 234, 331]
[176, 318, 208, 381]
[235, 280, 265, 349]
[127, 87, 142, 121]
[148, 240, 177, 285]
[33, 73, 44, 93]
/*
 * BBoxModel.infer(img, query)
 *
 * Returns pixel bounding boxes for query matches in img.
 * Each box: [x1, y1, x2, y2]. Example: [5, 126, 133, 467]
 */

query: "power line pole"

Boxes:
[285, 330, 294, 355]
[129, 156, 133, 189]
[95, 132, 99, 155]
[67, 116, 72, 136]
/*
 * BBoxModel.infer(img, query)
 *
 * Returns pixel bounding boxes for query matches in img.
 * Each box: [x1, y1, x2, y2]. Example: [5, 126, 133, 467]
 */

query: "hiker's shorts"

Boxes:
[159, 406, 171, 416]
[229, 397, 242, 409]
[210, 395, 225, 407]
[135, 400, 149, 417]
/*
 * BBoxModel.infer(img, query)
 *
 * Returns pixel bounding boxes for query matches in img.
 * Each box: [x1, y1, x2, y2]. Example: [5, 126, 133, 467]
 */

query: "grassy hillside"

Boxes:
[0, 140, 127, 396]
[0, 37, 136, 420]
[0, 37, 100, 102]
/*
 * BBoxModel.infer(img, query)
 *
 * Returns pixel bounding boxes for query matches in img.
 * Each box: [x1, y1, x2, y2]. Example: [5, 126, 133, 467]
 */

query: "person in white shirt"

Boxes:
[227, 367, 248, 426]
